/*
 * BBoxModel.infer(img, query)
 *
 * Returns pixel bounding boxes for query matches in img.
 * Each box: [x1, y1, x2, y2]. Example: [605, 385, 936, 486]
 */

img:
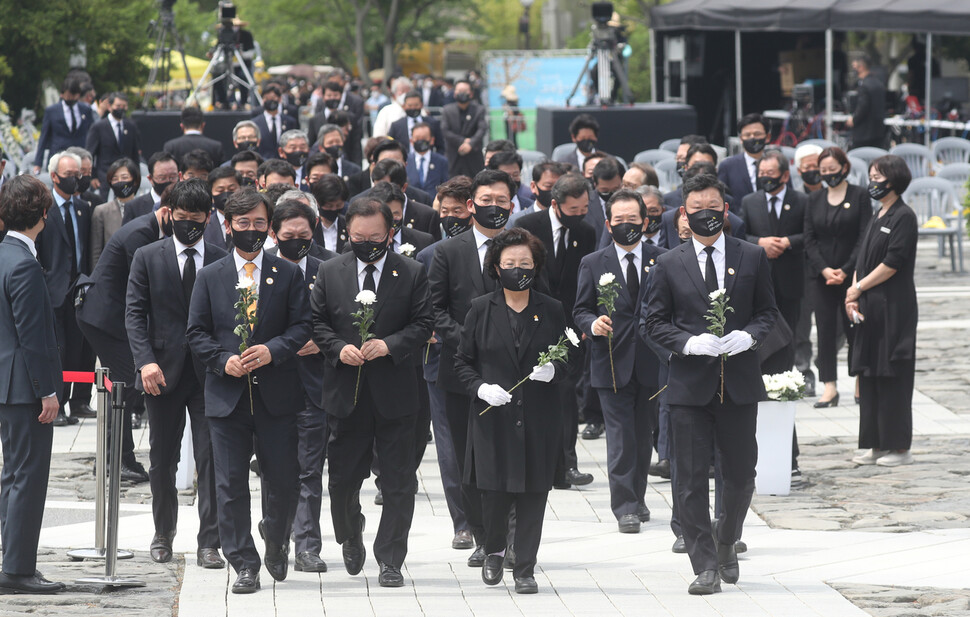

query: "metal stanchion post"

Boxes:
[67, 368, 132, 561]
[76, 382, 145, 588]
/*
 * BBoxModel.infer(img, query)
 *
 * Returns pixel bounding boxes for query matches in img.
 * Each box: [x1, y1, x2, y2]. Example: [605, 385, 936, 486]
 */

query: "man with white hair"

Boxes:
[794, 144, 823, 194]
[372, 76, 413, 138]
[278, 130, 310, 185]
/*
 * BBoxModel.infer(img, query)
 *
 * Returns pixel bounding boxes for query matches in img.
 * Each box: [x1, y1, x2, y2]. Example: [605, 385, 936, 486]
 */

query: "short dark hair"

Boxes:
[61, 75, 83, 95]
[487, 150, 523, 172]
[680, 134, 707, 146]
[231, 150, 265, 167]
[329, 110, 351, 128]
[169, 178, 213, 214]
[485, 139, 516, 154]
[148, 151, 179, 175]
[436, 175, 473, 204]
[484, 227, 546, 280]
[569, 114, 599, 137]
[305, 151, 334, 174]
[758, 149, 790, 174]
[224, 187, 273, 223]
[263, 183, 293, 207]
[372, 139, 408, 162]
[182, 149, 215, 174]
[272, 199, 318, 234]
[324, 81, 343, 96]
[107, 92, 128, 105]
[369, 181, 406, 207]
[181, 106, 205, 129]
[410, 122, 433, 138]
[207, 166, 241, 189]
[346, 196, 393, 232]
[818, 146, 850, 171]
[737, 113, 766, 134]
[310, 174, 349, 204]
[403, 90, 422, 103]
[471, 169, 515, 200]
[370, 159, 407, 186]
[531, 161, 568, 183]
[258, 159, 297, 181]
[684, 161, 717, 181]
[0, 175, 53, 231]
[606, 188, 647, 221]
[592, 157, 624, 183]
[263, 84, 282, 98]
[870, 154, 912, 195]
[551, 173, 589, 207]
[364, 136, 389, 162]
[682, 173, 726, 206]
[628, 162, 659, 187]
[686, 143, 718, 166]
[107, 157, 140, 187]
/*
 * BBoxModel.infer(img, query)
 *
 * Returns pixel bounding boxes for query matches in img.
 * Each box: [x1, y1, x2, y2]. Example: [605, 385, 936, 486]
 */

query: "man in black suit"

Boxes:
[662, 143, 732, 210]
[0, 176, 66, 594]
[371, 182, 435, 255]
[487, 151, 534, 214]
[406, 123, 449, 196]
[659, 163, 748, 250]
[644, 173, 778, 595]
[267, 199, 335, 573]
[125, 179, 225, 567]
[847, 55, 887, 148]
[515, 173, 597, 488]
[308, 83, 360, 158]
[365, 159, 436, 231]
[717, 113, 769, 203]
[186, 188, 311, 593]
[163, 107, 225, 166]
[227, 121, 262, 169]
[388, 91, 445, 155]
[310, 197, 433, 587]
[32, 76, 95, 173]
[251, 85, 299, 161]
[320, 71, 365, 165]
[441, 80, 488, 178]
[310, 175, 350, 253]
[575, 189, 666, 534]
[740, 149, 806, 372]
[204, 166, 239, 251]
[312, 123, 362, 180]
[121, 152, 182, 225]
[551, 114, 600, 172]
[85, 92, 141, 198]
[35, 151, 92, 426]
[584, 156, 624, 239]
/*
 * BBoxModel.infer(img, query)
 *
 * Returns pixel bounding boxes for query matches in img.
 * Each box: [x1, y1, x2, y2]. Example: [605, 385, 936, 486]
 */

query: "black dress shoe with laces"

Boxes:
[648, 459, 671, 479]
[342, 514, 366, 575]
[482, 554, 504, 585]
[672, 536, 687, 553]
[197, 548, 225, 569]
[467, 545, 486, 567]
[231, 568, 260, 594]
[688, 570, 721, 595]
[71, 403, 97, 418]
[378, 562, 404, 587]
[0, 572, 65, 594]
[581, 422, 605, 440]
[618, 513, 641, 534]
[258, 520, 289, 581]
[637, 504, 651, 522]
[52, 412, 78, 427]
[294, 552, 328, 572]
[514, 576, 538, 594]
[565, 468, 593, 486]
[452, 529, 473, 549]
[150, 532, 174, 563]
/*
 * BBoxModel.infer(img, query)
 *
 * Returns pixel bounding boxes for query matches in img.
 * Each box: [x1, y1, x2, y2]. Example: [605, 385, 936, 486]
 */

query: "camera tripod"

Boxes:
[143, 7, 192, 108]
[187, 41, 261, 109]
[566, 27, 632, 106]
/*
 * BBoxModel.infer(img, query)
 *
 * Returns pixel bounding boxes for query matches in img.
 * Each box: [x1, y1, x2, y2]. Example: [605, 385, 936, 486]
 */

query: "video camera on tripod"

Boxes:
[186, 0, 261, 108]
[217, 1, 240, 48]
[566, 2, 632, 106]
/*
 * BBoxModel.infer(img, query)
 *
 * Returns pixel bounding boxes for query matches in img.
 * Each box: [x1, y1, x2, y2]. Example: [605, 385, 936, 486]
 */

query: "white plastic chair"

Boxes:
[654, 158, 679, 193]
[659, 138, 681, 153]
[847, 156, 868, 187]
[932, 137, 970, 166]
[936, 162, 970, 204]
[847, 146, 888, 170]
[903, 177, 965, 272]
[799, 138, 837, 150]
[517, 149, 547, 183]
[551, 143, 575, 162]
[890, 143, 934, 179]
[633, 149, 675, 167]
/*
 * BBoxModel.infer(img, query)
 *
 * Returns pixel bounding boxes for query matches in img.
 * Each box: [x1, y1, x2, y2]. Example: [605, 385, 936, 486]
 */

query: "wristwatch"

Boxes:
[855, 282, 863, 291]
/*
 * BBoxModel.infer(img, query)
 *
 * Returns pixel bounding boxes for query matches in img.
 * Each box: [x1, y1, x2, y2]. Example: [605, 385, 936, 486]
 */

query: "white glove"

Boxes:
[684, 333, 722, 357]
[720, 330, 755, 356]
[477, 383, 513, 407]
[529, 363, 555, 383]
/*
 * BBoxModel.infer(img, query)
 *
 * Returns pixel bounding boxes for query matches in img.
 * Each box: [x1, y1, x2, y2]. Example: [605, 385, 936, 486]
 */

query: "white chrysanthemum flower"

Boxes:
[355, 290, 377, 305]
[598, 272, 615, 286]
[399, 243, 416, 256]
[565, 328, 581, 347]
[237, 280, 256, 290]
[709, 288, 726, 300]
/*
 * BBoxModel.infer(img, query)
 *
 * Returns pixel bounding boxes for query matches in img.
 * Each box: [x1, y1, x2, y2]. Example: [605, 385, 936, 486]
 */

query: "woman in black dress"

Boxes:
[804, 147, 872, 407]
[454, 228, 570, 594]
[845, 155, 918, 467]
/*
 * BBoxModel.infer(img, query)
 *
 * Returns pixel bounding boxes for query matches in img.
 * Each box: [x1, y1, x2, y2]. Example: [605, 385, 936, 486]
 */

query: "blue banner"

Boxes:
[485, 53, 588, 109]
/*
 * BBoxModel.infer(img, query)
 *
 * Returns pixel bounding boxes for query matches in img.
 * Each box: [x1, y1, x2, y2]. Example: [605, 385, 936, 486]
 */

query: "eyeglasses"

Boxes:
[499, 261, 534, 269]
[152, 174, 179, 183]
[349, 233, 388, 243]
[477, 199, 511, 208]
[233, 218, 269, 231]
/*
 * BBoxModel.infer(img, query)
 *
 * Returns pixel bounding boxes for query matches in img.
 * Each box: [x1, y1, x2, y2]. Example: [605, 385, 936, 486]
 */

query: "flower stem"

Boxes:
[425, 341, 431, 364]
[608, 332, 617, 394]
[247, 375, 254, 415]
[354, 365, 362, 406]
[719, 355, 725, 404]
[479, 375, 530, 416]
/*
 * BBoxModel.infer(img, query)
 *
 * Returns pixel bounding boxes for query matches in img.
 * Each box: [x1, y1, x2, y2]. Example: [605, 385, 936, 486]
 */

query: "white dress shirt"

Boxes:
[174, 236, 205, 276]
[6, 230, 37, 258]
[549, 206, 567, 257]
[413, 151, 431, 180]
[61, 100, 81, 130]
[356, 253, 387, 292]
[319, 218, 339, 251]
[766, 186, 787, 219]
[691, 232, 726, 290]
[472, 226, 492, 271]
[215, 210, 227, 242]
[234, 249, 264, 287]
[296, 256, 308, 276]
[263, 111, 281, 141]
[743, 152, 760, 191]
[614, 243, 640, 286]
[111, 117, 126, 145]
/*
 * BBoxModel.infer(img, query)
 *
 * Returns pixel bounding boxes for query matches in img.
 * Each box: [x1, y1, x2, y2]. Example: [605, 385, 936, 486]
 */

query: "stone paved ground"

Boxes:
[833, 584, 970, 617]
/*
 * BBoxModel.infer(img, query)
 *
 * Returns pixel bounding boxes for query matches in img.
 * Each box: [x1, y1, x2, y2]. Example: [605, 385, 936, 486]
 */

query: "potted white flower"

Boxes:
[755, 369, 805, 496]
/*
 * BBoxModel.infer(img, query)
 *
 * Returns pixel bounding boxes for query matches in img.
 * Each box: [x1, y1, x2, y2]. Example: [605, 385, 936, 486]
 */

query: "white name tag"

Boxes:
[880, 226, 891, 234]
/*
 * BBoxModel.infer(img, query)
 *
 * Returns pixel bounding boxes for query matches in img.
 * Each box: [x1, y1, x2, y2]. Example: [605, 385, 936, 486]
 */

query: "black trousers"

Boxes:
[0, 403, 53, 576]
[812, 277, 853, 383]
[444, 390, 486, 545]
[670, 395, 757, 575]
[579, 339, 603, 425]
[428, 381, 467, 533]
[208, 386, 298, 573]
[481, 490, 547, 579]
[596, 380, 655, 519]
[794, 274, 814, 373]
[55, 302, 95, 410]
[554, 344, 587, 482]
[761, 292, 801, 374]
[859, 360, 915, 451]
[145, 362, 219, 549]
[294, 402, 328, 555]
[328, 384, 416, 568]
[372, 367, 431, 493]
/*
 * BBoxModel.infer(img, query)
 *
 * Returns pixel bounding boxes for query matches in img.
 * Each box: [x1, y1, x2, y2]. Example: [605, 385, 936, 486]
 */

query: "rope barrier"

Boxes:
[62, 371, 112, 391]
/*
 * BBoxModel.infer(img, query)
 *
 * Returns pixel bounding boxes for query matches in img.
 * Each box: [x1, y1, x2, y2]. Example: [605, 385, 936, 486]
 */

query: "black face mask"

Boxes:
[64, 97, 78, 107]
[471, 204, 509, 230]
[441, 215, 472, 237]
[392, 218, 404, 233]
[231, 229, 268, 253]
[264, 99, 280, 112]
[236, 141, 258, 153]
[576, 139, 597, 154]
[239, 176, 257, 187]
[646, 214, 663, 235]
[160, 215, 174, 237]
[172, 219, 206, 245]
[687, 208, 724, 237]
[76, 175, 92, 194]
[405, 108, 421, 118]
[213, 191, 233, 211]
[319, 208, 341, 222]
[597, 190, 615, 204]
[152, 180, 173, 196]
[277, 237, 313, 261]
[284, 151, 308, 168]
[611, 222, 644, 245]
[535, 188, 552, 208]
[110, 108, 125, 120]
[868, 179, 892, 200]
[820, 169, 848, 188]
[324, 98, 340, 110]
[455, 92, 471, 104]
[555, 207, 585, 229]
[413, 139, 431, 154]
[756, 175, 784, 194]
[111, 180, 136, 198]
[324, 145, 342, 160]
[350, 236, 389, 263]
[742, 138, 767, 154]
[676, 160, 687, 178]
[56, 174, 78, 195]
[498, 266, 536, 291]
[801, 169, 822, 186]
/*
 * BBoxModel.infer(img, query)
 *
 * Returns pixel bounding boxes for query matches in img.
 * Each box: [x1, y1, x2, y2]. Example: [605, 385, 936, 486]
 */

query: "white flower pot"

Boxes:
[755, 400, 796, 496]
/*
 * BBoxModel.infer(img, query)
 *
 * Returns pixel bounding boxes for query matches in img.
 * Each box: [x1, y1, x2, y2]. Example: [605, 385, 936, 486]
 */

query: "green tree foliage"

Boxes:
[470, 0, 544, 52]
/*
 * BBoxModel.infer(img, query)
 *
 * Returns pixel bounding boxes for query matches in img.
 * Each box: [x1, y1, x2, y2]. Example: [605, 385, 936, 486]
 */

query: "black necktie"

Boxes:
[363, 263, 376, 292]
[63, 201, 77, 276]
[482, 239, 496, 290]
[270, 116, 277, 145]
[182, 248, 197, 301]
[625, 253, 639, 299]
[556, 227, 567, 263]
[67, 104, 75, 133]
[769, 196, 780, 235]
[704, 245, 718, 293]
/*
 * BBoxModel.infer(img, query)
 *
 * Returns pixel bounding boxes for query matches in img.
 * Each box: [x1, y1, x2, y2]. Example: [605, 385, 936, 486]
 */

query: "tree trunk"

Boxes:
[354, 0, 375, 86]
[381, 0, 401, 85]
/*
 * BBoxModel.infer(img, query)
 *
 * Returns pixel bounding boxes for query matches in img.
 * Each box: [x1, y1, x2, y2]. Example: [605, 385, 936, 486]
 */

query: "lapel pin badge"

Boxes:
[572, 240, 577, 248]
[533, 314, 539, 321]
[272, 266, 278, 272]
[844, 202, 851, 209]
[728, 267, 736, 275]
[308, 283, 314, 290]
[466, 114, 471, 121]
[392, 270, 399, 277]
[649, 258, 655, 265]
[407, 222, 413, 228]
[266, 277, 274, 285]
[783, 204, 791, 210]
[643, 266, 650, 273]
[429, 163, 435, 170]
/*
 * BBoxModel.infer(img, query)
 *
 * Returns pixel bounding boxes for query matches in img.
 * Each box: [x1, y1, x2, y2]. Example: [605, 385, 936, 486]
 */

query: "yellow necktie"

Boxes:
[243, 262, 257, 322]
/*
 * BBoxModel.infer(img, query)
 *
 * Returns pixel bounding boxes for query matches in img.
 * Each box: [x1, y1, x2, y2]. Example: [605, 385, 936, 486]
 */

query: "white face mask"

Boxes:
[396, 93, 407, 106]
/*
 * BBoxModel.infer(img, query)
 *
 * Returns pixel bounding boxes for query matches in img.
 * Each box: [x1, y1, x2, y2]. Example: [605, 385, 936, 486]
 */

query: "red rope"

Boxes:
[62, 372, 112, 392]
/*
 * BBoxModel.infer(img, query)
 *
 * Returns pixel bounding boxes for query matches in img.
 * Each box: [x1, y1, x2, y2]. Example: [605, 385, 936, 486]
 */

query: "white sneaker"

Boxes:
[851, 449, 888, 465]
[876, 451, 914, 467]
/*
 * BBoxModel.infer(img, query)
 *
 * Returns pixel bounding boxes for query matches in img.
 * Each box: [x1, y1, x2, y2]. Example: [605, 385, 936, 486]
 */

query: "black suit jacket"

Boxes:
[310, 251, 433, 418]
[126, 238, 226, 392]
[85, 118, 141, 184]
[406, 151, 449, 196]
[347, 170, 371, 198]
[804, 183, 872, 279]
[36, 195, 92, 308]
[717, 153, 757, 203]
[574, 242, 666, 390]
[312, 215, 349, 254]
[298, 254, 328, 410]
[164, 133, 225, 166]
[852, 74, 887, 147]
[251, 113, 299, 161]
[440, 102, 488, 177]
[740, 189, 807, 298]
[643, 236, 779, 406]
[121, 193, 156, 226]
[659, 207, 747, 250]
[514, 210, 597, 327]
[388, 115, 445, 155]
[186, 252, 312, 417]
[203, 213, 231, 251]
[265, 241, 336, 263]
[34, 101, 95, 167]
[395, 226, 435, 255]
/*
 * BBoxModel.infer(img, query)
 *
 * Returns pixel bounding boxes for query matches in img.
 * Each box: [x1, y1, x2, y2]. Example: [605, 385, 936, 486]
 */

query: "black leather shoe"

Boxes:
[581, 422, 605, 440]
[258, 520, 289, 582]
[503, 546, 516, 571]
[712, 520, 739, 584]
[52, 411, 77, 427]
[120, 463, 149, 484]
[482, 554, 504, 585]
[378, 562, 404, 587]
[618, 513, 641, 534]
[648, 459, 671, 479]
[552, 481, 571, 490]
[0, 572, 65, 594]
[802, 371, 816, 398]
[514, 576, 538, 594]
[452, 529, 473, 550]
[131, 412, 144, 429]
[735, 540, 747, 554]
[467, 545, 485, 567]
[150, 532, 173, 563]
[637, 504, 651, 522]
[249, 457, 261, 477]
[374, 490, 383, 506]
[71, 403, 97, 418]
[231, 568, 260, 594]
[197, 547, 225, 569]
[688, 570, 721, 595]
[814, 393, 840, 408]
[294, 552, 328, 572]
[565, 468, 593, 486]
[342, 514, 366, 575]
[672, 536, 687, 553]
